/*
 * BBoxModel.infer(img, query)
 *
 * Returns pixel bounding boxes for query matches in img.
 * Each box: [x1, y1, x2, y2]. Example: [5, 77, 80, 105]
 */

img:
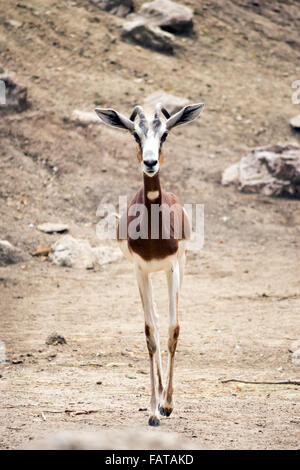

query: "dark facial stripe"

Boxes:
[160, 131, 168, 143]
[139, 119, 148, 136]
[153, 118, 162, 135]
[133, 132, 142, 150]
[159, 131, 168, 151]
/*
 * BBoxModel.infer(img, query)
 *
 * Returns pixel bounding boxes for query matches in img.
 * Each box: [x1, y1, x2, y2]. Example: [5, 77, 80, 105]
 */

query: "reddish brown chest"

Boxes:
[117, 173, 189, 262]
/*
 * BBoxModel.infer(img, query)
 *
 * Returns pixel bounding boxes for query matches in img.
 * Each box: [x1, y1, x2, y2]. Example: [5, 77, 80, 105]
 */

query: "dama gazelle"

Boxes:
[95, 102, 205, 426]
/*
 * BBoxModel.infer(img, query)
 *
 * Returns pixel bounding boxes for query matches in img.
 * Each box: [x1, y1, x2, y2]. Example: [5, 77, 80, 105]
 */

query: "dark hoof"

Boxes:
[148, 416, 160, 427]
[159, 407, 173, 417]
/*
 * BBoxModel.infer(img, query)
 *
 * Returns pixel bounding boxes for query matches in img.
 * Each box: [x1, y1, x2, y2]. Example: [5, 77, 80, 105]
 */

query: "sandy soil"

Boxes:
[0, 0, 300, 449]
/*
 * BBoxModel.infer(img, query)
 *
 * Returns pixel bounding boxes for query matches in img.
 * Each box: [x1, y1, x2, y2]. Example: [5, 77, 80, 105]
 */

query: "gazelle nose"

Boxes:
[144, 159, 158, 169]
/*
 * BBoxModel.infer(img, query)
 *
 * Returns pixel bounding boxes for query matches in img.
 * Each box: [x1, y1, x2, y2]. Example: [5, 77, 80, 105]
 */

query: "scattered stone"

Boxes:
[106, 362, 127, 367]
[7, 19, 22, 28]
[49, 235, 97, 269]
[47, 354, 57, 360]
[222, 144, 300, 197]
[144, 91, 189, 114]
[290, 114, 300, 130]
[49, 235, 122, 269]
[0, 75, 29, 112]
[291, 349, 300, 366]
[139, 0, 193, 34]
[32, 245, 51, 257]
[0, 240, 27, 265]
[71, 109, 101, 125]
[122, 18, 175, 54]
[46, 333, 67, 346]
[90, 0, 134, 17]
[37, 223, 69, 234]
[290, 340, 300, 353]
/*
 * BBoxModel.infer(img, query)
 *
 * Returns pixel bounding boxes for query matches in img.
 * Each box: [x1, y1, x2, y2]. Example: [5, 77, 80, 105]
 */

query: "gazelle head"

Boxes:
[95, 102, 205, 177]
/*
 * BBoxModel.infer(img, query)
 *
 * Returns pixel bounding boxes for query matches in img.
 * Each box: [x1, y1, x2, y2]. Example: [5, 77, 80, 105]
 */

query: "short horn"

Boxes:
[155, 103, 170, 119]
[129, 105, 146, 122]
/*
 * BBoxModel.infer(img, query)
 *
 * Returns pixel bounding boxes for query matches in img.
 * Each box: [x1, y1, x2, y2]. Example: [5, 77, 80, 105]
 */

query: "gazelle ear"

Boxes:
[95, 108, 134, 131]
[166, 103, 205, 130]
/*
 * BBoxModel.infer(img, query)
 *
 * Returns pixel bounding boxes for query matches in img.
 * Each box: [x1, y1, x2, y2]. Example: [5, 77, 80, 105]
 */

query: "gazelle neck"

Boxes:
[143, 172, 162, 203]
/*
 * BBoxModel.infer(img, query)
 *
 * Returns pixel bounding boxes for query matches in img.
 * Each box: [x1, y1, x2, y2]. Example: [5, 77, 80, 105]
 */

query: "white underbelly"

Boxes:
[118, 239, 186, 273]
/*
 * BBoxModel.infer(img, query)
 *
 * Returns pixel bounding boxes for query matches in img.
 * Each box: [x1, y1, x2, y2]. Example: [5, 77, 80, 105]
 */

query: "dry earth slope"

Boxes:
[0, 0, 300, 450]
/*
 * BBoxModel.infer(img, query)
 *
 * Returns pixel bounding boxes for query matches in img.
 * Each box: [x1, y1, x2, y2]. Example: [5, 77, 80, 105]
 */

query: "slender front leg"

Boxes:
[152, 298, 164, 406]
[135, 265, 160, 426]
[160, 261, 180, 417]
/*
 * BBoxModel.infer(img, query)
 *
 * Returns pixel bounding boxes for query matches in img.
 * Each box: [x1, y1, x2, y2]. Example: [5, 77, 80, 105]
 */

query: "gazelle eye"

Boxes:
[161, 131, 168, 143]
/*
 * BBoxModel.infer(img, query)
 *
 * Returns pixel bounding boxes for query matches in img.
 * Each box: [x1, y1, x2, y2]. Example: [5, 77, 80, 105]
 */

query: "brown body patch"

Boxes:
[117, 171, 190, 262]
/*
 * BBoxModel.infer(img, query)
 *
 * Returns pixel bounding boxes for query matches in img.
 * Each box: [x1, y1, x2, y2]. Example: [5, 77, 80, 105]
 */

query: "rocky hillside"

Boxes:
[0, 0, 300, 254]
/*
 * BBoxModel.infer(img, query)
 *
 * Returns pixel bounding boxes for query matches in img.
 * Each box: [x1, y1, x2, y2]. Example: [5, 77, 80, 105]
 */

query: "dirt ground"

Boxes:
[0, 0, 300, 450]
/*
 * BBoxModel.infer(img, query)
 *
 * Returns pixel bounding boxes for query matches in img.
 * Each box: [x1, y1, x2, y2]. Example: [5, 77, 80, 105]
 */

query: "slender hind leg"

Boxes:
[135, 265, 161, 426]
[160, 260, 181, 417]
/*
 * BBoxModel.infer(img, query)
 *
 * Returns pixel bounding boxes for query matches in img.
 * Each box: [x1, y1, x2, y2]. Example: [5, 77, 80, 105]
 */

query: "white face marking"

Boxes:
[147, 190, 159, 200]
[134, 116, 168, 177]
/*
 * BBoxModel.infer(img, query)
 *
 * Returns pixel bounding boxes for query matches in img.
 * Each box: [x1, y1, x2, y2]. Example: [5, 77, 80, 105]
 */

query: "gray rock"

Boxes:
[144, 91, 189, 115]
[222, 162, 240, 186]
[71, 109, 101, 125]
[140, 0, 193, 34]
[49, 236, 97, 269]
[290, 114, 300, 130]
[122, 18, 175, 54]
[0, 240, 27, 265]
[37, 223, 69, 234]
[222, 144, 300, 197]
[49, 235, 121, 269]
[0, 75, 29, 112]
[91, 0, 134, 17]
[290, 340, 300, 353]
[122, 0, 193, 52]
[291, 349, 300, 366]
